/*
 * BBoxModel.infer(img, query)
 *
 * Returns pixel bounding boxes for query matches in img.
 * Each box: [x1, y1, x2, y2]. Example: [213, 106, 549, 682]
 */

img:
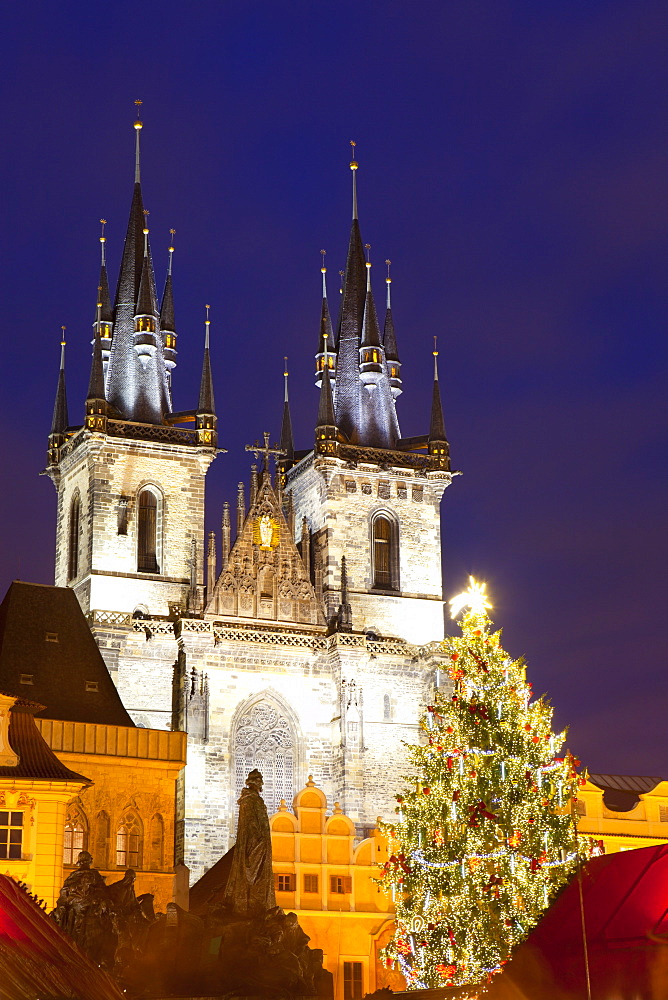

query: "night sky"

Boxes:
[0, 2, 666, 776]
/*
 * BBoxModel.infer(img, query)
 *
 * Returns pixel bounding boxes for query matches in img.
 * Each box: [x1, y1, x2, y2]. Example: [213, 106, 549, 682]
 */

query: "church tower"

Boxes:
[286, 150, 456, 646]
[44, 114, 219, 619]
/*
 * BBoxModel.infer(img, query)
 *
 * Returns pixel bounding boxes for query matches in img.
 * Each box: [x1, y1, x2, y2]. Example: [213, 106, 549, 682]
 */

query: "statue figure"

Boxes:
[51, 850, 116, 967]
[223, 768, 276, 916]
[259, 514, 274, 548]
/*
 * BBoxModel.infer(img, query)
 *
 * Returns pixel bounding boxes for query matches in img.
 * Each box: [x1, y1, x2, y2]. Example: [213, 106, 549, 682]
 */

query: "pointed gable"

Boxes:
[206, 475, 324, 626]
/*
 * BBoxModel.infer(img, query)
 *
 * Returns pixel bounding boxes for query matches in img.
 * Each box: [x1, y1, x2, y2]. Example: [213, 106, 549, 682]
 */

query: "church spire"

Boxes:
[105, 108, 171, 424]
[314, 250, 335, 388]
[279, 358, 294, 463]
[198, 305, 216, 414]
[428, 340, 449, 468]
[358, 248, 400, 449]
[315, 333, 338, 455]
[50, 328, 69, 436]
[95, 221, 113, 383]
[332, 143, 367, 442]
[161, 233, 177, 402]
[383, 259, 402, 398]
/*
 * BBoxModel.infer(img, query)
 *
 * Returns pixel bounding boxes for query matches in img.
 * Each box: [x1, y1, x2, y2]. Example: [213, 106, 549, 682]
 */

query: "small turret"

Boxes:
[428, 341, 449, 469]
[96, 220, 113, 380]
[359, 249, 384, 389]
[196, 305, 217, 447]
[85, 300, 108, 434]
[279, 359, 294, 465]
[161, 233, 178, 403]
[383, 259, 402, 398]
[314, 251, 336, 388]
[48, 328, 69, 466]
[315, 335, 338, 455]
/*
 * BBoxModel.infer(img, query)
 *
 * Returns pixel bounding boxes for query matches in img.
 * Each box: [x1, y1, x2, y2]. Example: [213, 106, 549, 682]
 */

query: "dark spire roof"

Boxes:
[361, 265, 382, 349]
[0, 582, 135, 727]
[280, 364, 294, 462]
[98, 263, 113, 325]
[383, 270, 399, 362]
[316, 360, 336, 430]
[136, 233, 159, 317]
[86, 328, 105, 401]
[333, 217, 366, 441]
[114, 181, 145, 309]
[429, 350, 447, 443]
[318, 265, 335, 354]
[160, 272, 175, 332]
[198, 311, 215, 414]
[50, 336, 69, 435]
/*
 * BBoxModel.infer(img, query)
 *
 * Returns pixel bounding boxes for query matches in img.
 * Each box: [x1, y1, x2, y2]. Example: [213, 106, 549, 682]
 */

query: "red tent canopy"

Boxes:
[0, 874, 122, 1000]
[488, 843, 668, 999]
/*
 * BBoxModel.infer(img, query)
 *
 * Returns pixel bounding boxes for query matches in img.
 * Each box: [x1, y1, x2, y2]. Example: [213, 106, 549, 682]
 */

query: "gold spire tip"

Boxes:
[433, 335, 438, 357]
[349, 139, 358, 170]
[134, 99, 143, 128]
[205, 304, 211, 324]
[320, 248, 327, 272]
[60, 325, 66, 346]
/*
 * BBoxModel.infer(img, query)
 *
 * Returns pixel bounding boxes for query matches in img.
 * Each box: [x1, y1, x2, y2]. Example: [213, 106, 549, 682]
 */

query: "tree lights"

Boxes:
[378, 579, 594, 989]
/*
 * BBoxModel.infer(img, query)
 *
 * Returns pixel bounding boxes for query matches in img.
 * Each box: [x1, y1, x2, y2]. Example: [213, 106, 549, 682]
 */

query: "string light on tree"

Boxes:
[378, 578, 597, 990]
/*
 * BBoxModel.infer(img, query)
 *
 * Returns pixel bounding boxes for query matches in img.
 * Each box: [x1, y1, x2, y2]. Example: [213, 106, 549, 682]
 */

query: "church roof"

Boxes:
[0, 699, 90, 783]
[0, 582, 134, 727]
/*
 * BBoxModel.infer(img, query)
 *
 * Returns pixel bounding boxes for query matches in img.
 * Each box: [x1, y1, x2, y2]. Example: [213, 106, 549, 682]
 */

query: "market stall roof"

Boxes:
[487, 843, 668, 999]
[0, 874, 123, 1000]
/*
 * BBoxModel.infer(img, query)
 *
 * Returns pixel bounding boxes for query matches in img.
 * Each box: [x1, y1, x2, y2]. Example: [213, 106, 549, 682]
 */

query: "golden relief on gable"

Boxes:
[253, 514, 279, 550]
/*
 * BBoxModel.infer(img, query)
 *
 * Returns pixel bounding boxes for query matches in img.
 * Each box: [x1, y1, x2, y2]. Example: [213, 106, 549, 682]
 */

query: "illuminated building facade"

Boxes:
[45, 118, 456, 882]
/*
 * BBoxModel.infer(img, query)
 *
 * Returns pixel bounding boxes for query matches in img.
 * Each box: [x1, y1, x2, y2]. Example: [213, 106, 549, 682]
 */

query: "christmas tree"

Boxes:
[378, 578, 593, 989]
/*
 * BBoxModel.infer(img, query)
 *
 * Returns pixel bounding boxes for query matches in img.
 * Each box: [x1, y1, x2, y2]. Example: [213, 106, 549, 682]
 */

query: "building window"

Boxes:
[383, 694, 391, 721]
[371, 513, 398, 591]
[343, 962, 363, 1000]
[116, 811, 142, 868]
[659, 805, 668, 823]
[233, 700, 296, 815]
[303, 874, 319, 893]
[575, 800, 587, 817]
[274, 873, 295, 892]
[137, 488, 161, 573]
[68, 493, 80, 581]
[64, 804, 87, 865]
[330, 875, 353, 894]
[149, 814, 164, 870]
[0, 811, 23, 860]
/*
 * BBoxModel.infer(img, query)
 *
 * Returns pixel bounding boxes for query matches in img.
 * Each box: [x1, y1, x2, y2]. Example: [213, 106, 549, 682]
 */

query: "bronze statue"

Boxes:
[224, 768, 276, 916]
[51, 850, 116, 967]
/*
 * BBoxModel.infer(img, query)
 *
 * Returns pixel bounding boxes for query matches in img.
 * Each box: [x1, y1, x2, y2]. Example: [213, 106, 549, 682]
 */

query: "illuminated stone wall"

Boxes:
[51, 429, 215, 616]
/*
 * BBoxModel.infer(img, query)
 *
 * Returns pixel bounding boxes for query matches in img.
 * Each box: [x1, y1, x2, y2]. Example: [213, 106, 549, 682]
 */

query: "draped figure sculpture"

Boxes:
[224, 768, 276, 916]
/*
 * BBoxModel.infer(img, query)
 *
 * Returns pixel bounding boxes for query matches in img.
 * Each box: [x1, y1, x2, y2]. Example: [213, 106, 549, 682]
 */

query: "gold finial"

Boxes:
[169, 228, 176, 252]
[60, 325, 66, 347]
[433, 335, 438, 357]
[134, 98, 143, 129]
[349, 139, 358, 170]
[204, 305, 211, 349]
[385, 259, 391, 282]
[100, 219, 107, 243]
[205, 304, 211, 324]
[320, 248, 327, 273]
[339, 269, 344, 294]
[432, 336, 439, 379]
[364, 243, 371, 265]
[284, 356, 289, 378]
[168, 230, 175, 275]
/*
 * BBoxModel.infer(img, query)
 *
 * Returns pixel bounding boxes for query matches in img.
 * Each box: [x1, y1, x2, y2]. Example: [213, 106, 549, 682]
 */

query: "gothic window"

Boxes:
[94, 810, 110, 868]
[137, 488, 162, 574]
[259, 567, 274, 600]
[234, 700, 296, 816]
[64, 803, 87, 865]
[116, 810, 142, 869]
[149, 814, 164, 869]
[371, 513, 399, 591]
[67, 493, 80, 581]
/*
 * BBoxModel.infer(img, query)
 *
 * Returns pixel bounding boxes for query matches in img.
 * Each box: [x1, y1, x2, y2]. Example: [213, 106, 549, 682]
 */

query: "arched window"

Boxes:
[234, 700, 295, 815]
[94, 810, 110, 869]
[116, 810, 142, 869]
[67, 493, 80, 582]
[63, 802, 87, 865]
[371, 513, 399, 590]
[149, 814, 164, 870]
[137, 488, 161, 573]
[259, 567, 274, 600]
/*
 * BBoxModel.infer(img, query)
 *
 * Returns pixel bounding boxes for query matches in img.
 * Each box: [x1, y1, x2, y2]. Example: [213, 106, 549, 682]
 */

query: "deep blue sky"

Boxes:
[0, 2, 666, 775]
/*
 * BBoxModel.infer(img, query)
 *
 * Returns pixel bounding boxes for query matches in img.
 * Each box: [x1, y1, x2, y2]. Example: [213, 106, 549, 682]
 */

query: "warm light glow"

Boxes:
[449, 576, 492, 619]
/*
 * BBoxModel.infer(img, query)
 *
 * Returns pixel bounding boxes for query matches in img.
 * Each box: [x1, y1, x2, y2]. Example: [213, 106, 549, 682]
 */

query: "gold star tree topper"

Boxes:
[449, 576, 492, 619]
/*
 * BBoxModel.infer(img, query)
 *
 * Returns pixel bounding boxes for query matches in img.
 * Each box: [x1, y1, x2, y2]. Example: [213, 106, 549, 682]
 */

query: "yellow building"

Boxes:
[0, 692, 90, 909]
[37, 717, 186, 912]
[577, 773, 668, 854]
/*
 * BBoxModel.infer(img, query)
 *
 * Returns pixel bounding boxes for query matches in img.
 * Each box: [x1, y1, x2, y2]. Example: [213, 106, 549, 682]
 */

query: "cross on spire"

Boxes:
[245, 431, 286, 476]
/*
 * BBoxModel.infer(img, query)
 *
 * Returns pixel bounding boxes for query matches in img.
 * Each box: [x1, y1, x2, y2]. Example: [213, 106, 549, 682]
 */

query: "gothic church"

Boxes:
[45, 117, 457, 881]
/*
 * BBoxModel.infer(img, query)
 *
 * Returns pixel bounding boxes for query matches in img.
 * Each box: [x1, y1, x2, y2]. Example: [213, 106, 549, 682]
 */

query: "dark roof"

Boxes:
[189, 845, 235, 913]
[86, 327, 105, 401]
[0, 701, 90, 783]
[588, 774, 664, 794]
[429, 368, 447, 443]
[0, 582, 134, 727]
[198, 344, 216, 414]
[50, 362, 69, 436]
[98, 261, 113, 323]
[316, 363, 336, 430]
[383, 304, 399, 362]
[160, 271, 175, 332]
[0, 874, 123, 1000]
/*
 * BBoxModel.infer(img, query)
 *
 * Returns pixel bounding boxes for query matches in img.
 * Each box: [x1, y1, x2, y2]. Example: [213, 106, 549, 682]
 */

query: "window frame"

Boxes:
[0, 810, 23, 861]
[136, 486, 163, 575]
[67, 491, 81, 582]
[116, 810, 142, 869]
[343, 961, 364, 1000]
[370, 510, 399, 592]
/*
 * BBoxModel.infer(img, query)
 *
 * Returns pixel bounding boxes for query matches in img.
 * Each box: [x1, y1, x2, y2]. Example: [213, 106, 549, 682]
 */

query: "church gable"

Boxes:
[206, 474, 324, 626]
